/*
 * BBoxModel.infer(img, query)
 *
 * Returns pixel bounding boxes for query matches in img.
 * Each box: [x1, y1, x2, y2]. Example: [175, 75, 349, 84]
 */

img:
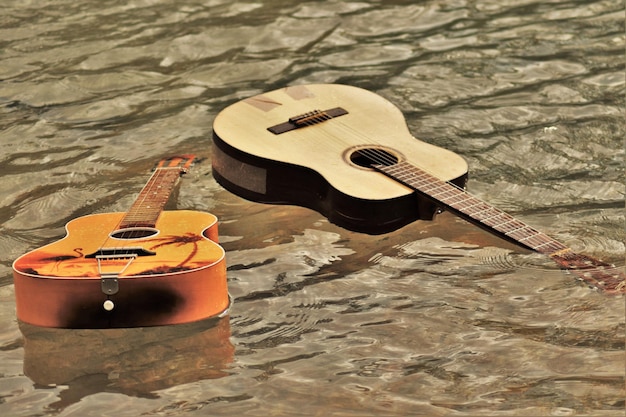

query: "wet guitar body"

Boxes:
[212, 84, 468, 235]
[212, 84, 624, 294]
[13, 156, 230, 328]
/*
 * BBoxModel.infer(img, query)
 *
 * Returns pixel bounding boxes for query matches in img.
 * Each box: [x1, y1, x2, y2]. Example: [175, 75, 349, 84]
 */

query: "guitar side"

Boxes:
[212, 83, 469, 234]
[12, 210, 229, 328]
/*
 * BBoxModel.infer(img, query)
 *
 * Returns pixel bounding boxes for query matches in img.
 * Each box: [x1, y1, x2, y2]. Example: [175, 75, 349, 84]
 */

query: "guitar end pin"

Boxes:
[103, 299, 115, 311]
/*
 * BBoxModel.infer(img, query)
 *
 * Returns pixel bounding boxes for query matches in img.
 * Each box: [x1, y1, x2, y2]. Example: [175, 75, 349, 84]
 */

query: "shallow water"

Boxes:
[0, 0, 624, 416]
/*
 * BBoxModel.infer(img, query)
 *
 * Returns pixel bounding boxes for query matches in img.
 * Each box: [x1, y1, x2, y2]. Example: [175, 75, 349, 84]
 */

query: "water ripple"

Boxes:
[0, 0, 624, 416]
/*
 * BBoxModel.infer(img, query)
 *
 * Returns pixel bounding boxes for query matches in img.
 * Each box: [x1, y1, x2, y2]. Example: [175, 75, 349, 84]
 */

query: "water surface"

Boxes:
[0, 0, 624, 416]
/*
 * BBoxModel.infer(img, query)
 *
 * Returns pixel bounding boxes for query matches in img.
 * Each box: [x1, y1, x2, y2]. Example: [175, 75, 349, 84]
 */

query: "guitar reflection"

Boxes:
[20, 316, 233, 411]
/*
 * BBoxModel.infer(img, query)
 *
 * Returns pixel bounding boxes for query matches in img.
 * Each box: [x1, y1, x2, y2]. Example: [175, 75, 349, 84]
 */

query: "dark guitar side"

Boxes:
[212, 134, 467, 235]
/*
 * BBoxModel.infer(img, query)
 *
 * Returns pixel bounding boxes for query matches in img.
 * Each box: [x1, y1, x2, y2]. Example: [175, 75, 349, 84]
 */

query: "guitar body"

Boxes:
[212, 84, 468, 234]
[13, 209, 229, 328]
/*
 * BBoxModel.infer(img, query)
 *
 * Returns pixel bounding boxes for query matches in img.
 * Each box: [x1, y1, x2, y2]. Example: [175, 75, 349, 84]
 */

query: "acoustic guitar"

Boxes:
[13, 155, 230, 328]
[212, 84, 624, 294]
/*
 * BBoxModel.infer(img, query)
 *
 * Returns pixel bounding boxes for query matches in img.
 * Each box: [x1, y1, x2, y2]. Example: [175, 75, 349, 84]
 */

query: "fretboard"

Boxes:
[376, 162, 567, 254]
[375, 161, 625, 294]
[119, 167, 183, 229]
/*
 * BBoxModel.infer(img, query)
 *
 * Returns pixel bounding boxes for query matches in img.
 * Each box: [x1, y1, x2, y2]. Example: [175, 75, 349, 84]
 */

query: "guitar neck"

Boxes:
[375, 162, 625, 294]
[376, 161, 566, 254]
[119, 167, 184, 229]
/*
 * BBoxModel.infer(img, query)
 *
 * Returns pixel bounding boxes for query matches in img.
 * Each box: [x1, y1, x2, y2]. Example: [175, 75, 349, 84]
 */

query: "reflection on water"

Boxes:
[20, 317, 233, 411]
[0, 0, 624, 416]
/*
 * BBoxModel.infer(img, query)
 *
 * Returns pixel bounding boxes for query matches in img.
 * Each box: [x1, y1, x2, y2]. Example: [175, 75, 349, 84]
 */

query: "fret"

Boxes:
[480, 212, 512, 228]
[431, 187, 461, 202]
[416, 181, 442, 194]
[471, 207, 502, 222]
[540, 240, 568, 254]
[382, 164, 404, 176]
[119, 167, 183, 229]
[446, 194, 474, 207]
[505, 226, 539, 242]
[517, 232, 555, 251]
[492, 218, 526, 234]
[460, 199, 492, 213]
[502, 223, 531, 235]
[390, 172, 411, 182]
[410, 178, 431, 190]
[517, 232, 541, 244]
[429, 187, 454, 200]
[454, 197, 478, 209]
[399, 164, 430, 180]
[535, 240, 568, 254]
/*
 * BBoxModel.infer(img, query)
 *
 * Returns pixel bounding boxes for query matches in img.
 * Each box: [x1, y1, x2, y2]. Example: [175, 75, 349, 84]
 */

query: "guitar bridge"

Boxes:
[85, 247, 156, 258]
[268, 107, 348, 135]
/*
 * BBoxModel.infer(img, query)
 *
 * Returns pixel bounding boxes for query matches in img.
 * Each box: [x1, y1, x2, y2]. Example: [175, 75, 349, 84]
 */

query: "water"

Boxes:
[1, 0, 624, 415]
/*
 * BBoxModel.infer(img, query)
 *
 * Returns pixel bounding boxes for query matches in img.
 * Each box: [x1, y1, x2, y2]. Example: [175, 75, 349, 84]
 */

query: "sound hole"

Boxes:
[349, 147, 399, 168]
[110, 227, 159, 240]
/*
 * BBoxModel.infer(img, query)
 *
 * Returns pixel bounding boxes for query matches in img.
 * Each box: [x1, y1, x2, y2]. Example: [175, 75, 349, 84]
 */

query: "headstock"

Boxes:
[551, 251, 625, 294]
[155, 154, 196, 174]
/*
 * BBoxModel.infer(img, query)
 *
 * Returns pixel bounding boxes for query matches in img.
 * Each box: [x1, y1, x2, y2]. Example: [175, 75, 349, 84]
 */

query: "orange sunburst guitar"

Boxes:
[212, 84, 624, 295]
[13, 155, 229, 328]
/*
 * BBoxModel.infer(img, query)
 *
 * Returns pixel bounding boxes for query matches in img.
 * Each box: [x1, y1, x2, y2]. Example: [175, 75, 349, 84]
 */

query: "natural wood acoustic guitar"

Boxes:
[13, 155, 230, 328]
[211, 84, 624, 294]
